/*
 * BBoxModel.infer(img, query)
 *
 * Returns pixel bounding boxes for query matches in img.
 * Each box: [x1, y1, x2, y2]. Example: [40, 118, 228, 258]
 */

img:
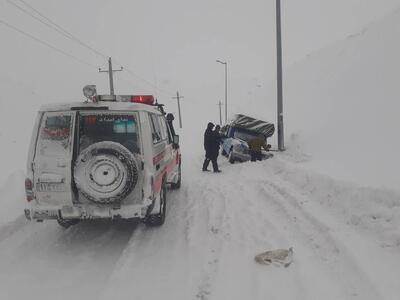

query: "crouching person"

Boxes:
[247, 135, 271, 162]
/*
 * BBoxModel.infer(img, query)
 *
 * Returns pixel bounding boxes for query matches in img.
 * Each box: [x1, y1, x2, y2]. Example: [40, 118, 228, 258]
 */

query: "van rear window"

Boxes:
[41, 115, 71, 140]
[38, 114, 73, 157]
[79, 114, 140, 154]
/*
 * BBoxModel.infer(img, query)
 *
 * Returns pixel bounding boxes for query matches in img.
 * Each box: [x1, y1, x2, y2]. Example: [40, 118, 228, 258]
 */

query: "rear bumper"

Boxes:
[25, 201, 151, 221]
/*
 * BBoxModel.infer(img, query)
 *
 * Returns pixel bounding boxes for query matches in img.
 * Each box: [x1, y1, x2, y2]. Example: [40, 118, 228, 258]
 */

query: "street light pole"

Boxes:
[217, 101, 223, 125]
[276, 0, 285, 150]
[276, 0, 285, 151]
[216, 60, 228, 123]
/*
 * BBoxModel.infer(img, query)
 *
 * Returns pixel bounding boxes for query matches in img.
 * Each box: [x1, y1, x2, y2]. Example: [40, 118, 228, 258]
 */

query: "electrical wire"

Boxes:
[7, 1, 75, 42]
[0, 19, 98, 69]
[5, 0, 177, 97]
[122, 67, 174, 96]
[9, 0, 109, 60]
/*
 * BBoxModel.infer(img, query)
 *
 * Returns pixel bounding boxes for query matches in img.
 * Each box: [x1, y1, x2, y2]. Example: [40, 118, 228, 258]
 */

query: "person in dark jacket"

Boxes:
[166, 113, 176, 137]
[213, 125, 221, 156]
[202, 122, 221, 172]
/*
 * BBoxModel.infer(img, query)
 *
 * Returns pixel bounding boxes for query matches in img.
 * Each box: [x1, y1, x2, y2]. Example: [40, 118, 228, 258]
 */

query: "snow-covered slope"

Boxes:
[232, 7, 400, 191]
[272, 8, 400, 190]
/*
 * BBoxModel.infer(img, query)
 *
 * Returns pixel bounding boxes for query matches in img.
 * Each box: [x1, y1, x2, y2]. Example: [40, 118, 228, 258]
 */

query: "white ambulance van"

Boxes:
[24, 88, 181, 227]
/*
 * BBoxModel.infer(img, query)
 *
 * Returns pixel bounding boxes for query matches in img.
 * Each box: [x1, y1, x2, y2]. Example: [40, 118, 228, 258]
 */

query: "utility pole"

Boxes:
[99, 57, 123, 96]
[276, 0, 285, 150]
[217, 101, 223, 125]
[172, 91, 184, 128]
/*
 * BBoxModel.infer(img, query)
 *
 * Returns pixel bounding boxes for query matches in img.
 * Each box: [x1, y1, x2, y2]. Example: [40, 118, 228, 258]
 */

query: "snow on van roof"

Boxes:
[39, 101, 163, 114]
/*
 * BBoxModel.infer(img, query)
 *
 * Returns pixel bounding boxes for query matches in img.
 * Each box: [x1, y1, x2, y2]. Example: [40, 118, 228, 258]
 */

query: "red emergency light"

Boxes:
[131, 95, 155, 105]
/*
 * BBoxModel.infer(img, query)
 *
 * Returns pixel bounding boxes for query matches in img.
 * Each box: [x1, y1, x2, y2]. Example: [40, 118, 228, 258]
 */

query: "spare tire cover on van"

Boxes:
[74, 141, 138, 204]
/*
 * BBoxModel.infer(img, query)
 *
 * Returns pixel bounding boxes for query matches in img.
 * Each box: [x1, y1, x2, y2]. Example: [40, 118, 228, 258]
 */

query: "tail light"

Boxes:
[25, 178, 33, 202]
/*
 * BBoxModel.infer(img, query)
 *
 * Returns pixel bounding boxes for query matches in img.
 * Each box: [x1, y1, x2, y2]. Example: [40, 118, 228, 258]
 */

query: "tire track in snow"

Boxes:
[268, 161, 400, 298]
[191, 178, 228, 300]
[0, 219, 137, 300]
[257, 178, 382, 299]
[207, 166, 310, 300]
[99, 185, 195, 299]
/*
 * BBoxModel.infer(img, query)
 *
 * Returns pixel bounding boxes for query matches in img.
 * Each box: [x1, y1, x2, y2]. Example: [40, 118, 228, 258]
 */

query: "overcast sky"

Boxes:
[1, 0, 400, 109]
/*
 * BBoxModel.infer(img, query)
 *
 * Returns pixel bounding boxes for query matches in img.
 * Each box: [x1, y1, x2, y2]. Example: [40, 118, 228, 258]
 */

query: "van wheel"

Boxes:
[145, 181, 167, 226]
[57, 218, 79, 228]
[170, 163, 181, 189]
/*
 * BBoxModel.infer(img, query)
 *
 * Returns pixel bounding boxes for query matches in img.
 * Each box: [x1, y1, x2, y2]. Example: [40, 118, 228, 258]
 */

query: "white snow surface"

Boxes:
[1, 5, 400, 300]
[1, 151, 400, 300]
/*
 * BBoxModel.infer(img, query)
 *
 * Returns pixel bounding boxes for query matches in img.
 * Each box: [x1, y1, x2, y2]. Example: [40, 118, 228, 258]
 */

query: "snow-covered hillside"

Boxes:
[267, 8, 400, 190]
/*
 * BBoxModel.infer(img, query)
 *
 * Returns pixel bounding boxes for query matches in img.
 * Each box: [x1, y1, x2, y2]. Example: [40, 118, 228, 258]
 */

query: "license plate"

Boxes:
[36, 182, 65, 192]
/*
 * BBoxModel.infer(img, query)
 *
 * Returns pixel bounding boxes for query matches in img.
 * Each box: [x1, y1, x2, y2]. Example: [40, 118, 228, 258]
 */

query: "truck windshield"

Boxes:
[79, 113, 140, 154]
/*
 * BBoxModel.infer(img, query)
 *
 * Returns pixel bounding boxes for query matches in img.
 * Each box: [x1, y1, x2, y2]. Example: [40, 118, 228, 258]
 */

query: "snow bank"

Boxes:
[279, 8, 400, 190]
[269, 156, 400, 249]
[229, 8, 400, 191]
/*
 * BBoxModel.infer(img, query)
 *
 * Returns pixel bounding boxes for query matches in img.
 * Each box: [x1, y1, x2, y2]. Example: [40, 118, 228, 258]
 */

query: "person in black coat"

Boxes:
[166, 113, 176, 137]
[212, 125, 221, 158]
[202, 122, 221, 172]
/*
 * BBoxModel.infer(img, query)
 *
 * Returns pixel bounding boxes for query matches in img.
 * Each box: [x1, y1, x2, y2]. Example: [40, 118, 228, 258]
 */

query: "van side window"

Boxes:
[149, 114, 162, 143]
[158, 116, 168, 141]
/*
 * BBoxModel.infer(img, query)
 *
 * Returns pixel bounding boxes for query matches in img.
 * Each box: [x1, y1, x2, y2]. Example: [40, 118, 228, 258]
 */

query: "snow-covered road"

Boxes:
[1, 153, 400, 300]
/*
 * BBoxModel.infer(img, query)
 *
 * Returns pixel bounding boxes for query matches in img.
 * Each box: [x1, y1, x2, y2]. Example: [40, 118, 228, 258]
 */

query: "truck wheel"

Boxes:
[57, 218, 79, 228]
[170, 163, 181, 189]
[74, 141, 138, 204]
[145, 181, 167, 226]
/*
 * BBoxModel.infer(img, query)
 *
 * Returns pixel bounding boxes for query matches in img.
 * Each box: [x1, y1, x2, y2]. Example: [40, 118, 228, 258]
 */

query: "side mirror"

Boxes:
[173, 135, 180, 148]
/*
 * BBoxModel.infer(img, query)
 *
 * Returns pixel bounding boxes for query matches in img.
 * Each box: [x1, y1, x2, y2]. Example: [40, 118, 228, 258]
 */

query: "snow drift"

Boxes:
[280, 8, 400, 190]
[231, 8, 400, 191]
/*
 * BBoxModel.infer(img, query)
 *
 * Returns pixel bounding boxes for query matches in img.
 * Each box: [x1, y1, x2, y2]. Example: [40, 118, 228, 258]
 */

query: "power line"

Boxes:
[8, 0, 109, 60]
[6, 0, 176, 97]
[117, 73, 174, 100]
[122, 66, 174, 97]
[16, 0, 75, 39]
[0, 19, 97, 69]
[7, 1, 74, 41]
